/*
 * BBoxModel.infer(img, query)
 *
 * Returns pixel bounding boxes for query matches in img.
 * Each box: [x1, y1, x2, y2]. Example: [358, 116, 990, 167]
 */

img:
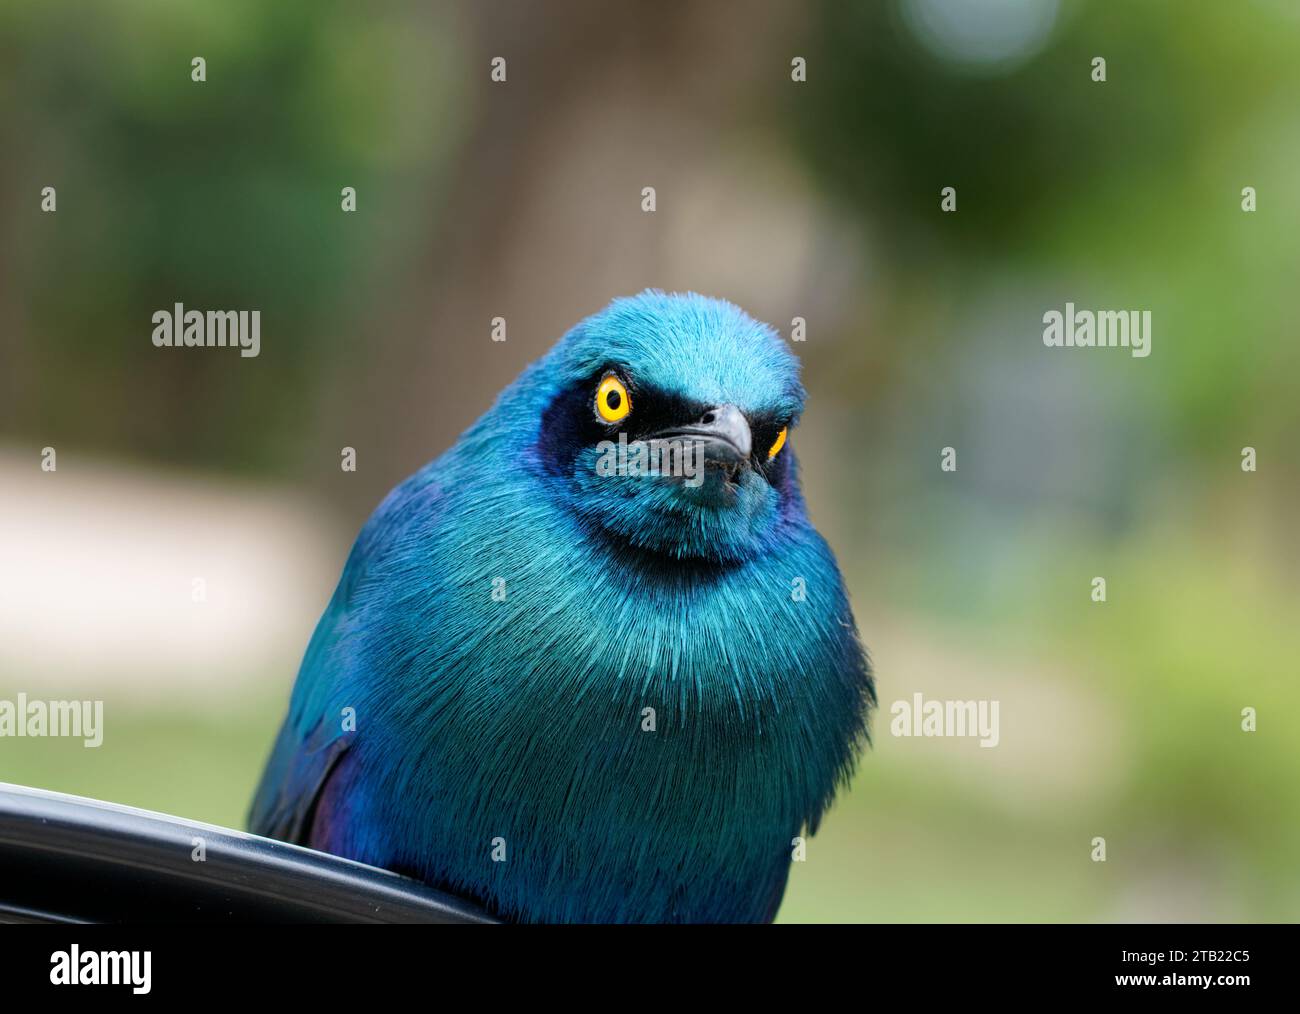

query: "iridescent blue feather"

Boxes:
[250, 291, 873, 923]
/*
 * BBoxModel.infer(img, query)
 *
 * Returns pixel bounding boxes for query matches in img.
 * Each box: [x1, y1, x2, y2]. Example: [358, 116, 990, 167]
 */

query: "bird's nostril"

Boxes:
[699, 411, 716, 424]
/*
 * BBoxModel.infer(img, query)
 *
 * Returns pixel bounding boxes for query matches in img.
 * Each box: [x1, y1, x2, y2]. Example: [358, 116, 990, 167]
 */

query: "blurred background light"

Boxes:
[900, 0, 1061, 71]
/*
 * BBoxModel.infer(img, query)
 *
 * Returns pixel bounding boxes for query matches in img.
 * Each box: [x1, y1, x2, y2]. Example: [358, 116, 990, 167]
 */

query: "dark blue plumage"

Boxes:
[250, 291, 873, 923]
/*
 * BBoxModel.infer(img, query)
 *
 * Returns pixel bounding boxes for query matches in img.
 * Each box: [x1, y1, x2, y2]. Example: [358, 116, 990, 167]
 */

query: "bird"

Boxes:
[249, 290, 874, 923]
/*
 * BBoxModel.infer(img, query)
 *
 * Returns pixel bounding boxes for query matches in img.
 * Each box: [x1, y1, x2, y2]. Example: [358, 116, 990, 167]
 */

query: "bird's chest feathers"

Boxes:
[419, 539, 836, 764]
[370, 517, 851, 846]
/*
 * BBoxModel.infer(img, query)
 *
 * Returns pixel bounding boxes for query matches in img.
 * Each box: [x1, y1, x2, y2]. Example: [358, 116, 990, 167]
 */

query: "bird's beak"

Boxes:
[650, 404, 752, 473]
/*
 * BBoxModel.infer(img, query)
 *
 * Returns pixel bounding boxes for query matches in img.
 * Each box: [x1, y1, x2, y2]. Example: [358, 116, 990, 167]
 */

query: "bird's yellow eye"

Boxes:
[768, 426, 788, 460]
[596, 374, 631, 423]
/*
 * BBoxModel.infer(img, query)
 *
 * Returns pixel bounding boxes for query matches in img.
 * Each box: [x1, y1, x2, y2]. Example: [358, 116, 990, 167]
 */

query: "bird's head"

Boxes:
[529, 291, 807, 563]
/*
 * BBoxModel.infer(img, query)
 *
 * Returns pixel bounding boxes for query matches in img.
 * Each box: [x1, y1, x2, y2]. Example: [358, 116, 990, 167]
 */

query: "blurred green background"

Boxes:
[2, 0, 1298, 921]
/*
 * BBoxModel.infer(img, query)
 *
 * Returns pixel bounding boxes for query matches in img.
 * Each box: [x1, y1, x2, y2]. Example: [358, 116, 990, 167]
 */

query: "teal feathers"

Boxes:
[250, 291, 873, 922]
